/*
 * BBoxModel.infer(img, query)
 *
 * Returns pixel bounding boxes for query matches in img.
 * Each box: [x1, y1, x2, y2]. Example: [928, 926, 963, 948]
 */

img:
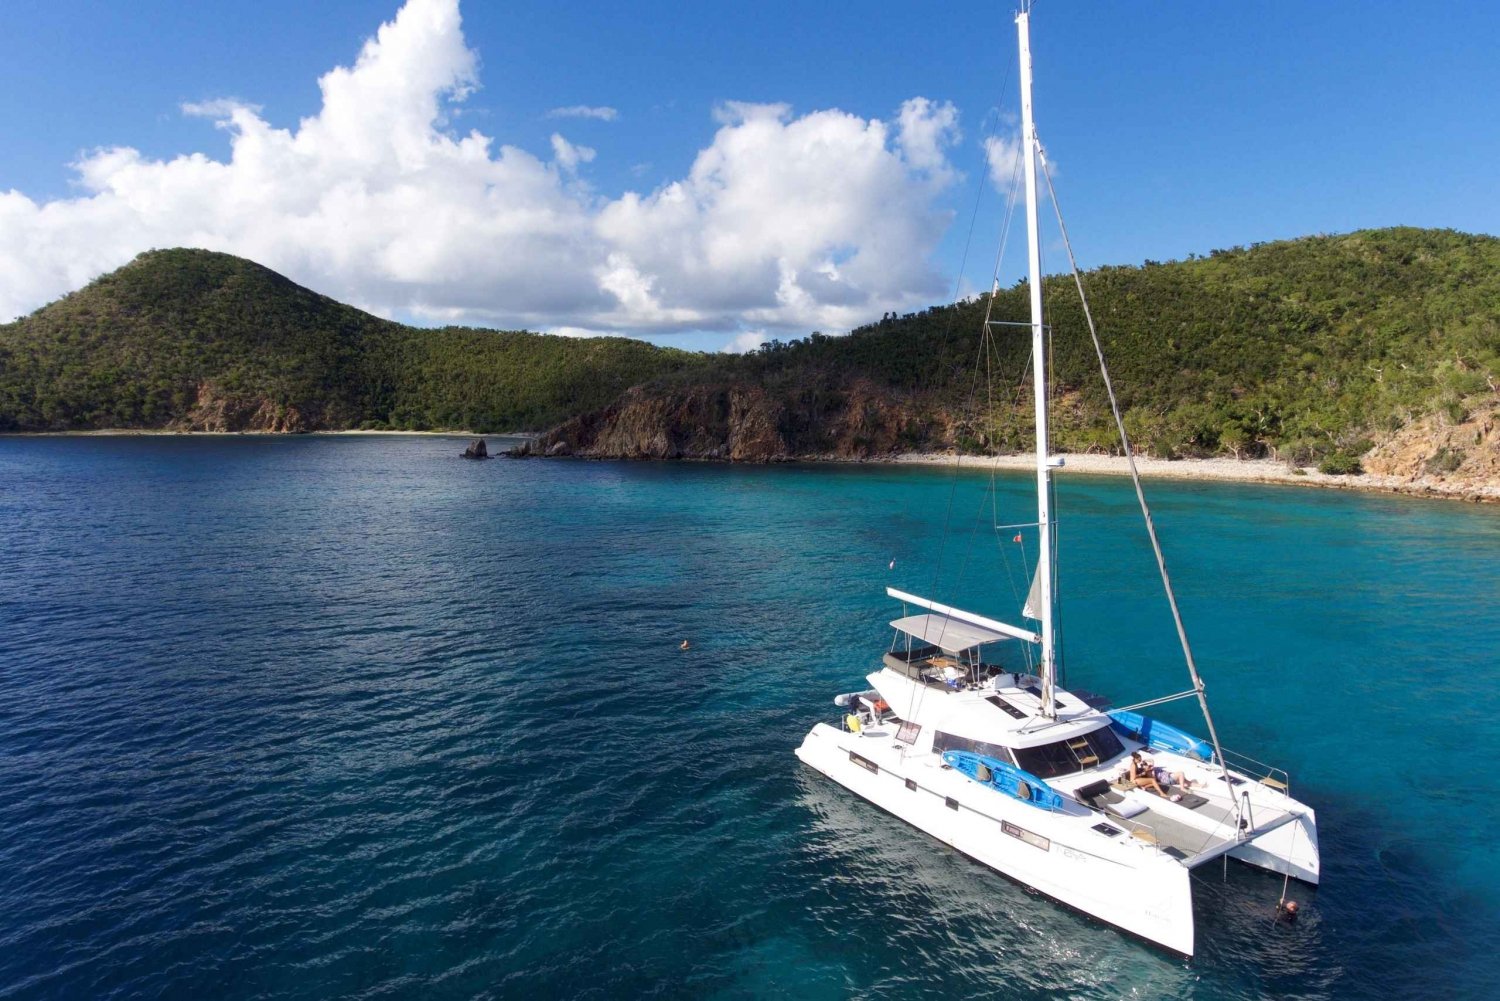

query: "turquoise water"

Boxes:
[1, 435, 1497, 999]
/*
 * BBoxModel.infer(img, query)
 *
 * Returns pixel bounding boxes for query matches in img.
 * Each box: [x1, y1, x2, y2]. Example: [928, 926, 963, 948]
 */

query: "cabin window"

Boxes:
[1086, 726, 1126, 762]
[895, 720, 921, 745]
[1012, 726, 1125, 779]
[932, 731, 1015, 765]
[1012, 741, 1076, 778]
[945, 797, 959, 811]
[905, 778, 917, 791]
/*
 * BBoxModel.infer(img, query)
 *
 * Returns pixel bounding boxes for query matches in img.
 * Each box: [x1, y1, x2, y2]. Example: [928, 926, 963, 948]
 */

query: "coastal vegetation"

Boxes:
[588, 226, 1496, 467]
[0, 249, 703, 433]
[1, 229, 1495, 477]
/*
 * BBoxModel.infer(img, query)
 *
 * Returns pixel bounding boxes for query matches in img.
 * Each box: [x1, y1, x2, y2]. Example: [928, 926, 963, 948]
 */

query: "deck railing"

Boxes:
[1218, 747, 1291, 796]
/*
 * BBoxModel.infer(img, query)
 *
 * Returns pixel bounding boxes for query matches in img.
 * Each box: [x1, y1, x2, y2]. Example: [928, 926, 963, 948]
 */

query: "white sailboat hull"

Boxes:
[1229, 809, 1320, 884]
[796, 722, 1197, 956]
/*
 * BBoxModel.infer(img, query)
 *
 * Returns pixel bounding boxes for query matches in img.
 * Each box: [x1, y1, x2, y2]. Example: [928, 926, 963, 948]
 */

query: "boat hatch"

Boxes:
[986, 695, 1028, 720]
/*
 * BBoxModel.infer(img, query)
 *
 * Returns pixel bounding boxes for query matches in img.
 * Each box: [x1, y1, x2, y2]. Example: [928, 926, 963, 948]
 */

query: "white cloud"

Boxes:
[723, 330, 768, 354]
[549, 133, 596, 174]
[182, 98, 263, 120]
[896, 97, 960, 183]
[547, 325, 610, 338]
[546, 105, 618, 121]
[594, 99, 958, 333]
[983, 125, 1057, 207]
[0, 0, 963, 338]
[984, 133, 1023, 197]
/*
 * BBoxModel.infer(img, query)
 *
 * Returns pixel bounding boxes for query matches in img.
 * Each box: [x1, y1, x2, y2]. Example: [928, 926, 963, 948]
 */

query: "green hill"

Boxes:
[0, 249, 706, 433]
[534, 227, 1500, 468]
[2, 229, 1496, 469]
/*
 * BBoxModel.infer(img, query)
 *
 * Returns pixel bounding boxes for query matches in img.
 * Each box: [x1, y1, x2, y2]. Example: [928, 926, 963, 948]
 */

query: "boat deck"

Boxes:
[846, 681, 1305, 874]
[1094, 784, 1294, 867]
[1115, 808, 1237, 862]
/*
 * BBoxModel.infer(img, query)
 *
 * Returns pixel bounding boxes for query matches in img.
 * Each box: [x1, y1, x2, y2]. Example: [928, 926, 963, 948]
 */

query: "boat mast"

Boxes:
[1016, 4, 1057, 719]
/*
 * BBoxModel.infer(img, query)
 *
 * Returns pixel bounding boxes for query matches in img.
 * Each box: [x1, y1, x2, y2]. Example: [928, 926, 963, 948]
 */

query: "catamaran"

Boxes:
[794, 5, 1319, 958]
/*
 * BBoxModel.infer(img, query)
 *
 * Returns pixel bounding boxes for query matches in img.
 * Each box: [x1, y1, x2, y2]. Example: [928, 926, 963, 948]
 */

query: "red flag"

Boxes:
[1013, 533, 1023, 543]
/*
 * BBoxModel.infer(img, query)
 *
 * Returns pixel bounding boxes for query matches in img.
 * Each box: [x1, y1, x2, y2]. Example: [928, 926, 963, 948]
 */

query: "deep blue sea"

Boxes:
[2, 435, 1497, 1000]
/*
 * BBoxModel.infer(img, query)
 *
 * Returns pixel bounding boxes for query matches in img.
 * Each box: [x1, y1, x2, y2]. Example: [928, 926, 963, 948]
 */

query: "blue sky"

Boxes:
[2, 0, 1496, 350]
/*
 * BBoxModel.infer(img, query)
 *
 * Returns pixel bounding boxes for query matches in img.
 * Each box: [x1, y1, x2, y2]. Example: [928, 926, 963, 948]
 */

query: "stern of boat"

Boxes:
[1229, 805, 1320, 885]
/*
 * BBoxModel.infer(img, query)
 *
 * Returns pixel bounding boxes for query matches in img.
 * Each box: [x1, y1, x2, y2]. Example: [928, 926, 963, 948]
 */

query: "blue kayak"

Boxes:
[941, 750, 1064, 811]
[1107, 710, 1214, 761]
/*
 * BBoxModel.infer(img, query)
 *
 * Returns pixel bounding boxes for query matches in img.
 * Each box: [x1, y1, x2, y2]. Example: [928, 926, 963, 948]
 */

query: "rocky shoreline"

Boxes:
[512, 386, 1499, 505]
[514, 440, 1498, 504]
[8, 428, 1493, 503]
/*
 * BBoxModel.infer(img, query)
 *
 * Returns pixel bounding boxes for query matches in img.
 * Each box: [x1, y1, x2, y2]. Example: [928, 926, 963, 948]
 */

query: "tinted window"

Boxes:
[1013, 726, 1125, 779]
[1012, 741, 1079, 779]
[1086, 726, 1125, 762]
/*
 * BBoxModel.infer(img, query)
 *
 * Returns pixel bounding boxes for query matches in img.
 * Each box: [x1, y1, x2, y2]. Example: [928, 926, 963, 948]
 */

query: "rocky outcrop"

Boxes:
[170, 382, 319, 433]
[1361, 396, 1500, 498]
[514, 375, 1500, 503]
[520, 376, 939, 462]
[462, 438, 489, 459]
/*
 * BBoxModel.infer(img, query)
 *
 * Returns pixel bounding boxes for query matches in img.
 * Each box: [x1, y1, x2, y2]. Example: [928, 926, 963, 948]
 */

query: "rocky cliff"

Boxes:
[519, 376, 944, 461]
[1362, 397, 1500, 490]
[518, 378, 1500, 503]
[167, 381, 330, 433]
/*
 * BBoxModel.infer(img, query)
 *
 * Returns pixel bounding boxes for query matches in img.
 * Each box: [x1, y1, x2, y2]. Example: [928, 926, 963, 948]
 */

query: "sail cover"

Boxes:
[1022, 568, 1042, 621]
[891, 614, 1014, 653]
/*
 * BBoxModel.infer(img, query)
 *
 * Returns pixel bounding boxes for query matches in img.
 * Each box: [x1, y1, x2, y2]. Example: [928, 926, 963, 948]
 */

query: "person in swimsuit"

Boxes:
[1130, 752, 1193, 797]
[1129, 752, 1168, 795]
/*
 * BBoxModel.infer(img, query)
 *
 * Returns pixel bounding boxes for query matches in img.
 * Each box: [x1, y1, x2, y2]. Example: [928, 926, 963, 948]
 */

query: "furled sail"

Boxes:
[1022, 567, 1042, 620]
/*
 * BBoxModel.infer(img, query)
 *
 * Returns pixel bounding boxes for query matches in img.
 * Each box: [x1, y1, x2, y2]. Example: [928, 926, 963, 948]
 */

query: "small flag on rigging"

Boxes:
[1013, 533, 1023, 543]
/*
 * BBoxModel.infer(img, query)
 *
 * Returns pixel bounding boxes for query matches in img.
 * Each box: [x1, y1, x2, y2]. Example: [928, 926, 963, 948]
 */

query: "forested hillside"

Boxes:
[535, 227, 1500, 469]
[2, 229, 1496, 475]
[0, 249, 705, 432]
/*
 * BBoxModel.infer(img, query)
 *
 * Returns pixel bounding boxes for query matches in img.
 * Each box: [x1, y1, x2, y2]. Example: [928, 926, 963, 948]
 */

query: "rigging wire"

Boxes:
[1035, 144, 1243, 830]
[1271, 822, 1301, 925]
[923, 55, 1020, 627]
[955, 164, 1020, 607]
[975, 147, 1042, 673]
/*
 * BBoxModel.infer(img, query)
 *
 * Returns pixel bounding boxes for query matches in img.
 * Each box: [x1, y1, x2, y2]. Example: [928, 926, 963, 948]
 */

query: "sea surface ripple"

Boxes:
[1, 435, 1497, 999]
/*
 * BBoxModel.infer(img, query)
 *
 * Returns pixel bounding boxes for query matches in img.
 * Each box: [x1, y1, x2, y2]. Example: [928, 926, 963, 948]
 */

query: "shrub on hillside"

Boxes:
[1318, 451, 1363, 475]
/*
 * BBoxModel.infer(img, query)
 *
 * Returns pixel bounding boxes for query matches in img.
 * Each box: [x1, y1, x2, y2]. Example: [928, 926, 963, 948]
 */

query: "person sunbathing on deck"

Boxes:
[1129, 752, 1194, 798]
[1128, 752, 1167, 795]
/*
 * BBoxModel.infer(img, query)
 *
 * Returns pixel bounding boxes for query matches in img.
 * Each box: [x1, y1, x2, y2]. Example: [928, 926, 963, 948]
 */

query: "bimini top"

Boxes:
[891, 613, 1014, 654]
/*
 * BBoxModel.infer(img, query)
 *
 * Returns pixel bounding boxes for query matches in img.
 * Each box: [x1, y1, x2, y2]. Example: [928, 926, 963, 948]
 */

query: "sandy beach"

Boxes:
[870, 451, 1500, 504]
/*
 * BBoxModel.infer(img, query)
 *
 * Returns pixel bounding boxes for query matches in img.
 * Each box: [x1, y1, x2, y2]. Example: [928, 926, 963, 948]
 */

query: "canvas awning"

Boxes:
[891, 613, 1014, 654]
